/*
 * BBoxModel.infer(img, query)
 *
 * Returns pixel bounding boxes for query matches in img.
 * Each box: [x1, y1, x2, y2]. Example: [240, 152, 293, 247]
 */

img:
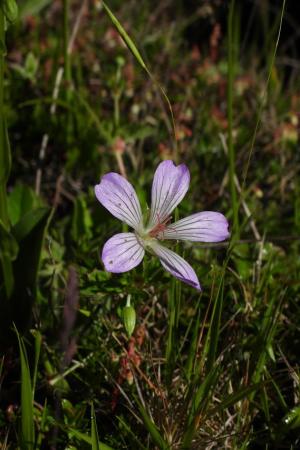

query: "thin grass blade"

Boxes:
[91, 403, 100, 450]
[15, 327, 35, 450]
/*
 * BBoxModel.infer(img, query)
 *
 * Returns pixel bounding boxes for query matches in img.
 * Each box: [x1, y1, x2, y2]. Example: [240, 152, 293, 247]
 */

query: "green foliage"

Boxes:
[11, 52, 39, 82]
[15, 327, 35, 450]
[2, 0, 18, 24]
[0, 0, 299, 449]
[18, 0, 51, 20]
[0, 203, 50, 347]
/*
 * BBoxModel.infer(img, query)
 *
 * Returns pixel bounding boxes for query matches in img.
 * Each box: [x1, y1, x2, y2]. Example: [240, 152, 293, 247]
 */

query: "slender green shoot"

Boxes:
[15, 327, 35, 450]
[240, 0, 287, 200]
[227, 0, 239, 236]
[102, 1, 179, 159]
[0, 5, 14, 298]
[91, 403, 100, 450]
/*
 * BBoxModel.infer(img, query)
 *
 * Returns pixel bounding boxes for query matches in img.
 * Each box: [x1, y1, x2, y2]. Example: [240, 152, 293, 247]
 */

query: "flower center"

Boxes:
[148, 216, 171, 239]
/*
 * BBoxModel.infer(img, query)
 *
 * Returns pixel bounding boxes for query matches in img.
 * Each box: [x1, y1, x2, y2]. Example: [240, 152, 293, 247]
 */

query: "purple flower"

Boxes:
[95, 160, 229, 290]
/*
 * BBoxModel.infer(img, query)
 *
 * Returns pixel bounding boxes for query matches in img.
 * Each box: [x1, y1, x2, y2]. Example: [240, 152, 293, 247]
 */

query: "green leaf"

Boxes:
[13, 207, 49, 242]
[25, 52, 38, 77]
[15, 326, 35, 450]
[71, 195, 92, 242]
[8, 184, 43, 226]
[3, 0, 18, 23]
[0, 207, 50, 348]
[0, 218, 19, 260]
[11, 52, 39, 81]
[18, 0, 51, 20]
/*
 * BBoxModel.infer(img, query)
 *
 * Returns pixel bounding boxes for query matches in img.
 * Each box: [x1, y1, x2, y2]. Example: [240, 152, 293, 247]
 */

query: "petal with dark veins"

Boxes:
[159, 211, 230, 242]
[95, 173, 142, 230]
[102, 233, 145, 273]
[149, 160, 190, 228]
[150, 241, 201, 290]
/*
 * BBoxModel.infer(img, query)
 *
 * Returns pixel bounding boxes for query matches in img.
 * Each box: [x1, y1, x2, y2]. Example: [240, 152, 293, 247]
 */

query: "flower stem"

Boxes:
[227, 0, 239, 236]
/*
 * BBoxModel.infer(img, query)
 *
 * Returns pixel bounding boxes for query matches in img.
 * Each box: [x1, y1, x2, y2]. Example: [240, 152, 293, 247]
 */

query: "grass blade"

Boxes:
[136, 400, 169, 450]
[91, 402, 100, 450]
[32, 330, 42, 396]
[102, 2, 146, 71]
[102, 1, 178, 157]
[227, 0, 239, 235]
[15, 327, 35, 450]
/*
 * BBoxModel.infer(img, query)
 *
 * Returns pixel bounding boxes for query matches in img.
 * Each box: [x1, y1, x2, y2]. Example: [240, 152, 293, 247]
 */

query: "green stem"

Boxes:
[63, 0, 71, 84]
[63, 0, 72, 145]
[0, 6, 14, 298]
[227, 0, 239, 236]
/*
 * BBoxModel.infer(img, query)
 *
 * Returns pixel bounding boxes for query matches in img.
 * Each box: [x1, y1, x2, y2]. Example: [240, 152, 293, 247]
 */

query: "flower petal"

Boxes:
[95, 173, 142, 230]
[102, 233, 145, 273]
[159, 212, 230, 242]
[149, 160, 190, 228]
[150, 241, 201, 290]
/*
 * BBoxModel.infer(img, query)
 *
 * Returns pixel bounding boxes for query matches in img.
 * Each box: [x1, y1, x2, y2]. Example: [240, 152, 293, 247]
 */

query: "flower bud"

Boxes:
[123, 296, 136, 337]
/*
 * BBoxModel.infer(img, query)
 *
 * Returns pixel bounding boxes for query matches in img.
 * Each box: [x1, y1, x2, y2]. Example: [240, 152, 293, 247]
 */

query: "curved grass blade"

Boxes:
[102, 1, 178, 158]
[102, 2, 146, 70]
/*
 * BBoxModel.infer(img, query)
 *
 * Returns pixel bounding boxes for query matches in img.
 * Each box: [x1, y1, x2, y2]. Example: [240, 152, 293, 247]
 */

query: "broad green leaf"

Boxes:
[8, 184, 43, 226]
[0, 207, 50, 347]
[3, 0, 18, 23]
[13, 207, 49, 242]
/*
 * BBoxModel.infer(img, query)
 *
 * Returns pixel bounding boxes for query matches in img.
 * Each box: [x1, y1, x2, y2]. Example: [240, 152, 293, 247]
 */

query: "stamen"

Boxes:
[148, 216, 172, 238]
